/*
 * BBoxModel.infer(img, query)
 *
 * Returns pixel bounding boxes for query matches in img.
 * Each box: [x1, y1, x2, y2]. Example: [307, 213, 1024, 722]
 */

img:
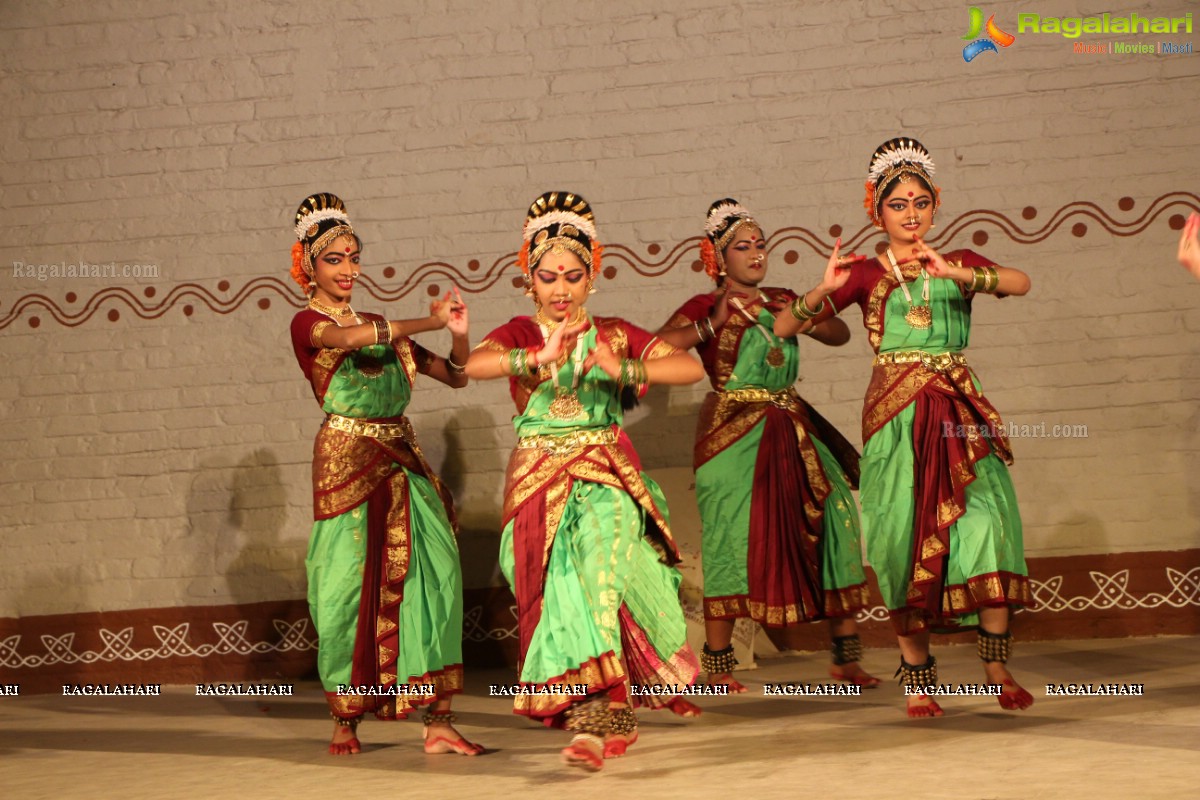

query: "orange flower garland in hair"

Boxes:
[699, 238, 720, 281]
[517, 240, 531, 277]
[591, 242, 603, 278]
[289, 242, 311, 293]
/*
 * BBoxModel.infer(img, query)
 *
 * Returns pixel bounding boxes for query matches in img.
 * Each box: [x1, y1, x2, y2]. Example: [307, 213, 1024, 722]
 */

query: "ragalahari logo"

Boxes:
[962, 7, 1016, 61]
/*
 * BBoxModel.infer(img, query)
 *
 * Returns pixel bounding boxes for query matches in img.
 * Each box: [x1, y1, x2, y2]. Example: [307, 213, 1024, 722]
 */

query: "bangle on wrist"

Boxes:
[789, 294, 824, 322]
[372, 319, 391, 345]
[506, 348, 531, 377]
[617, 358, 648, 397]
[446, 354, 466, 375]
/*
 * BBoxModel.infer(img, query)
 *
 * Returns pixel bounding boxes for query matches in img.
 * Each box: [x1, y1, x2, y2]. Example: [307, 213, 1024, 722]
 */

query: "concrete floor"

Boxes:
[2, 636, 1198, 800]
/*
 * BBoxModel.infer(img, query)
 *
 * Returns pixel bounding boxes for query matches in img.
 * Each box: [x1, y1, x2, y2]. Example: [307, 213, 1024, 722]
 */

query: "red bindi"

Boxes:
[344, 247, 352, 253]
[907, 192, 914, 197]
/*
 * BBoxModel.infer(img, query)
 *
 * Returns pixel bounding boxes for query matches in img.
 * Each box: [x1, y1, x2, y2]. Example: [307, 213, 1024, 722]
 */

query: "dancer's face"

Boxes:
[721, 225, 767, 288]
[880, 179, 935, 246]
[312, 234, 361, 304]
[532, 249, 589, 322]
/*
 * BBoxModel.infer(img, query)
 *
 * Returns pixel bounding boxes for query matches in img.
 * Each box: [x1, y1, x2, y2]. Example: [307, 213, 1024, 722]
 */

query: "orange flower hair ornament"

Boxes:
[290, 241, 312, 293]
[700, 238, 720, 281]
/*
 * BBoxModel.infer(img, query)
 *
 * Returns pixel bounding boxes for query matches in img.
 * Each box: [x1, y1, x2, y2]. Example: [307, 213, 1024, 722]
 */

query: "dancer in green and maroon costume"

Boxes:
[658, 199, 878, 692]
[467, 191, 704, 773]
[288, 193, 482, 755]
[776, 139, 1035, 717]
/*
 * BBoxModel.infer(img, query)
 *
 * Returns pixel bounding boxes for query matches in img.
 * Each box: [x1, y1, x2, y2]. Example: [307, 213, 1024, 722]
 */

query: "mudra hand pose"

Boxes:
[288, 193, 482, 755]
[775, 139, 1035, 717]
[466, 191, 705, 772]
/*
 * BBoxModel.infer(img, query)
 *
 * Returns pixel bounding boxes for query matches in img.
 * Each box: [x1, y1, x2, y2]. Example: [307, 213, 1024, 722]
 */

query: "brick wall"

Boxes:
[1, 0, 1198, 621]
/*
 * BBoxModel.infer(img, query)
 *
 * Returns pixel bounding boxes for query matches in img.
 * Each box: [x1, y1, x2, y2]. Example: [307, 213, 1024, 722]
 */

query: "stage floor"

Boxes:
[3, 635, 1197, 799]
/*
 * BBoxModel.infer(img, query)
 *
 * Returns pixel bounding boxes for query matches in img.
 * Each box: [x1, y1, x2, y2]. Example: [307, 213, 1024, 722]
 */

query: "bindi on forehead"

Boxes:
[907, 192, 914, 197]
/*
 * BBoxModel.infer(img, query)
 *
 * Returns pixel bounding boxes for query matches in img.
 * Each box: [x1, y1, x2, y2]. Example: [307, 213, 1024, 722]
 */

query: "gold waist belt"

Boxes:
[721, 387, 799, 408]
[517, 428, 617, 456]
[874, 351, 967, 373]
[325, 413, 414, 440]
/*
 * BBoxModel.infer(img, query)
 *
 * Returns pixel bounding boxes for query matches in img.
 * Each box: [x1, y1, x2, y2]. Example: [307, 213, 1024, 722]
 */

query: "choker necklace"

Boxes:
[534, 306, 586, 329]
[886, 249, 931, 329]
[308, 297, 358, 321]
[730, 292, 785, 368]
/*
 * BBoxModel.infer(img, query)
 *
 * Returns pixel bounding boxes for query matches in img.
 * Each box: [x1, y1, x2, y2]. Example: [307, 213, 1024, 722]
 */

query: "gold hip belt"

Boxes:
[325, 413, 414, 441]
[720, 387, 799, 409]
[517, 428, 617, 456]
[874, 350, 967, 373]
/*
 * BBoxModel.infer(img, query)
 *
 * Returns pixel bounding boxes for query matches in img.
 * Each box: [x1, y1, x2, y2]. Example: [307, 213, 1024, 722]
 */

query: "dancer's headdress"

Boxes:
[290, 192, 357, 293]
[864, 138, 940, 225]
[517, 191, 602, 289]
[701, 198, 762, 281]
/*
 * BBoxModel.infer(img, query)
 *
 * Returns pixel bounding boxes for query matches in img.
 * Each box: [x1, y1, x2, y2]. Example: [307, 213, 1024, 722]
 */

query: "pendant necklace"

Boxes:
[886, 249, 932, 329]
[538, 313, 589, 422]
[730, 292, 785, 367]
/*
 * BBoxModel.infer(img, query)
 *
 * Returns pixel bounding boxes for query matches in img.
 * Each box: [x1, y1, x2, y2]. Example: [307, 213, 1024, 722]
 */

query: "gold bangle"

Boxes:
[372, 319, 391, 345]
[446, 354, 466, 375]
[789, 295, 824, 321]
[969, 267, 986, 293]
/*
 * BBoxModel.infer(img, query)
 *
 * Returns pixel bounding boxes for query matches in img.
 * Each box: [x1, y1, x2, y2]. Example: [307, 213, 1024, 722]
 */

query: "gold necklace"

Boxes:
[886, 249, 932, 329]
[308, 297, 357, 319]
[536, 309, 590, 422]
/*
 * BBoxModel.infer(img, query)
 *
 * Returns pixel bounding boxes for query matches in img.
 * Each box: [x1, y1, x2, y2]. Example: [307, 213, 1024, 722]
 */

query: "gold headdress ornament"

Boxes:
[701, 198, 762, 281]
[518, 191, 602, 288]
[864, 137, 941, 226]
[289, 192, 357, 294]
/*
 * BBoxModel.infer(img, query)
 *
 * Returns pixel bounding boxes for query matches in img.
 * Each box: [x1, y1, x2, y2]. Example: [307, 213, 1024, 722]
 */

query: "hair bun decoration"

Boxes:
[520, 191, 598, 278]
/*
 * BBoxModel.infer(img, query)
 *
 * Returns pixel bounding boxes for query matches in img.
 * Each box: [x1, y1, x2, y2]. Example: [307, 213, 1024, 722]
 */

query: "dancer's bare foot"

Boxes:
[329, 719, 361, 755]
[829, 662, 882, 688]
[562, 734, 604, 772]
[984, 662, 1034, 710]
[423, 721, 484, 755]
[905, 693, 944, 719]
[604, 705, 638, 758]
[706, 672, 747, 694]
[604, 729, 638, 758]
[666, 696, 704, 717]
